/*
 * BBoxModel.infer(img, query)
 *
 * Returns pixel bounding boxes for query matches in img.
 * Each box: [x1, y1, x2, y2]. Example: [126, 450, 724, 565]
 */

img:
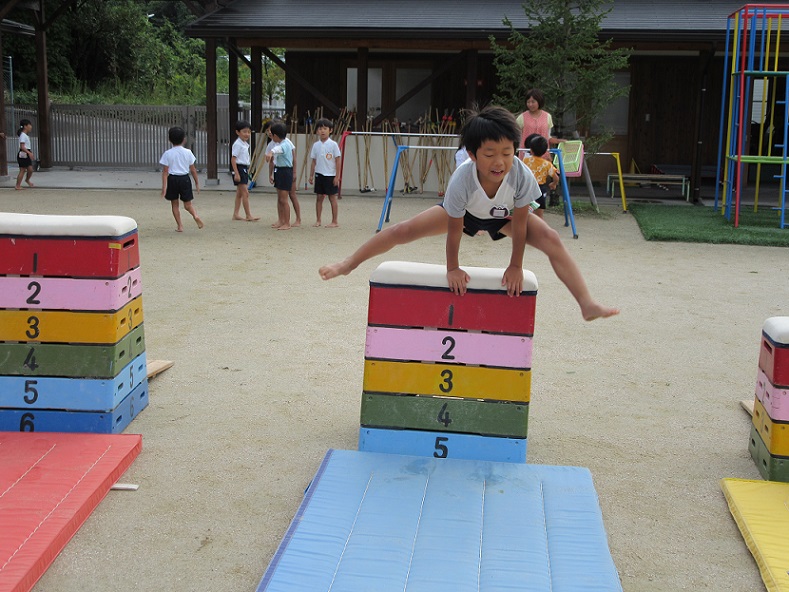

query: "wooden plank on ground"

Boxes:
[147, 359, 174, 380]
[740, 399, 754, 417]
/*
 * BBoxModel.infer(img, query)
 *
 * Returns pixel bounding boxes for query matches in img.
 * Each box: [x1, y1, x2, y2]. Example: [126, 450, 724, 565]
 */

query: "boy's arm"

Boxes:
[161, 165, 169, 198]
[309, 157, 316, 183]
[445, 215, 469, 295]
[190, 164, 200, 193]
[334, 155, 342, 186]
[231, 155, 240, 181]
[503, 205, 529, 296]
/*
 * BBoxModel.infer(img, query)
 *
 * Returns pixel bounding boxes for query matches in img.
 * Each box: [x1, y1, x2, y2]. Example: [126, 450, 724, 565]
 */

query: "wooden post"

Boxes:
[251, 47, 262, 133]
[357, 47, 369, 126]
[0, 32, 7, 178]
[465, 49, 478, 110]
[34, 2, 51, 169]
[205, 38, 218, 183]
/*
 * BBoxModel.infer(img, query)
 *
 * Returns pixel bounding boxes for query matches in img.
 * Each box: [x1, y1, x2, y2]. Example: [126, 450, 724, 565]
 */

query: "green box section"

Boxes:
[749, 424, 789, 483]
[0, 323, 146, 379]
[360, 392, 529, 438]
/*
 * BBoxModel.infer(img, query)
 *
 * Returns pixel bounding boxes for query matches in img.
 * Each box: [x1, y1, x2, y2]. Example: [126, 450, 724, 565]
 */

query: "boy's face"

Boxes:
[317, 125, 331, 140]
[469, 138, 516, 187]
[237, 127, 251, 142]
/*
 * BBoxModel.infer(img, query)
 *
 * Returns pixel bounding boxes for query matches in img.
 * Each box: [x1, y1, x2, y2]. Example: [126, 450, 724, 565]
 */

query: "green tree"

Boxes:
[491, 0, 629, 151]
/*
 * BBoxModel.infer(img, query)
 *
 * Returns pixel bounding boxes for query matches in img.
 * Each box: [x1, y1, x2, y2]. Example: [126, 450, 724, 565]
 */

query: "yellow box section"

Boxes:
[363, 359, 530, 402]
[0, 296, 143, 344]
[753, 398, 789, 457]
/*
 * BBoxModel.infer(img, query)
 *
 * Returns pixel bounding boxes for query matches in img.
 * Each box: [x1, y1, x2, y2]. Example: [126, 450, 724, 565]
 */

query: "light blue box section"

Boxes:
[0, 379, 148, 434]
[257, 449, 622, 592]
[0, 351, 147, 411]
[359, 427, 527, 463]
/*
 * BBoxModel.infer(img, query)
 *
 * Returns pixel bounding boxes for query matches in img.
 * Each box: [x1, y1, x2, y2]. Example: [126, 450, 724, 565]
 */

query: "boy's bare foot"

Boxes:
[26, 181, 35, 188]
[271, 222, 281, 228]
[14, 186, 24, 191]
[313, 222, 321, 227]
[195, 218, 204, 229]
[232, 215, 245, 221]
[277, 224, 291, 230]
[326, 223, 339, 228]
[581, 301, 620, 321]
[246, 216, 260, 222]
[293, 220, 301, 227]
[176, 227, 184, 233]
[319, 260, 353, 280]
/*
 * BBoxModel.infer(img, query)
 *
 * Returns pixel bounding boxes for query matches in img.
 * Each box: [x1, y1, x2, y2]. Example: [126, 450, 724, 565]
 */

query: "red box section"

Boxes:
[0, 232, 139, 278]
[759, 333, 789, 388]
[368, 284, 535, 335]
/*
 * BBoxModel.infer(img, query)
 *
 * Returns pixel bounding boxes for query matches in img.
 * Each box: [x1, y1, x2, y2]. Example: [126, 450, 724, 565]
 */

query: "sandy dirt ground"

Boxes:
[1, 184, 784, 592]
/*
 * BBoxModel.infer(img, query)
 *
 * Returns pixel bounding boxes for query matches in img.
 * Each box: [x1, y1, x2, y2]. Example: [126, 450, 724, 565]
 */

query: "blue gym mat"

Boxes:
[256, 449, 622, 591]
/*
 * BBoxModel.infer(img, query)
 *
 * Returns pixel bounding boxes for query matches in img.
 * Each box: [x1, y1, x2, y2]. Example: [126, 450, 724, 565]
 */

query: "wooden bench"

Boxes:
[607, 173, 690, 200]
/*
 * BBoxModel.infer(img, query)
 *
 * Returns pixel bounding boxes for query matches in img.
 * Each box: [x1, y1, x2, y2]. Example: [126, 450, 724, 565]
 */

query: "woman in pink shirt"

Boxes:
[516, 89, 562, 159]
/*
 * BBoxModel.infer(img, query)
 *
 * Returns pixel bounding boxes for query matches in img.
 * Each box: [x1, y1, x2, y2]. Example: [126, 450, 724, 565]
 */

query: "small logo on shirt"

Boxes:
[489, 205, 511, 218]
[325, 154, 334, 160]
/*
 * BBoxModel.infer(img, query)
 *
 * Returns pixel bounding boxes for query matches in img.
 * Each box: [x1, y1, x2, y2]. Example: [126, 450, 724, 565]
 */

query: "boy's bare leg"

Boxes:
[241, 188, 260, 221]
[171, 201, 184, 232]
[276, 190, 291, 230]
[290, 185, 301, 226]
[314, 195, 324, 226]
[522, 215, 619, 321]
[326, 195, 339, 228]
[233, 191, 245, 220]
[15, 169, 25, 190]
[184, 201, 204, 229]
[319, 205, 448, 280]
[25, 168, 35, 187]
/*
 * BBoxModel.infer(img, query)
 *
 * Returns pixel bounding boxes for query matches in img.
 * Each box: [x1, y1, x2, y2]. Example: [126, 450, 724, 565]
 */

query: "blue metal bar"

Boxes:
[550, 148, 578, 239]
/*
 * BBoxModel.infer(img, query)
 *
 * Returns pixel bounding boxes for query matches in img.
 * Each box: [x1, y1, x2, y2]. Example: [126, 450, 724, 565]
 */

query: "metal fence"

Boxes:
[3, 104, 284, 170]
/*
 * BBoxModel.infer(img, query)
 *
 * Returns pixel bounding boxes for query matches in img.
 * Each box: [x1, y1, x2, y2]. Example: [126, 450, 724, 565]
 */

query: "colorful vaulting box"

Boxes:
[359, 261, 537, 463]
[759, 317, 789, 388]
[0, 212, 148, 434]
[749, 316, 789, 482]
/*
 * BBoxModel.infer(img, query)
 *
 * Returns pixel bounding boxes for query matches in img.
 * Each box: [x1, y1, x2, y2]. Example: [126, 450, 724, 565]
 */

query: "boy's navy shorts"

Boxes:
[233, 164, 249, 186]
[17, 155, 32, 168]
[457, 210, 510, 241]
[314, 173, 338, 195]
[165, 174, 194, 202]
[274, 166, 293, 191]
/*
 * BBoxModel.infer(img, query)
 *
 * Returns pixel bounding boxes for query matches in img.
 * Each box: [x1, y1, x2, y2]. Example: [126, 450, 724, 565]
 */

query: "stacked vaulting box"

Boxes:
[0, 213, 149, 433]
[749, 316, 789, 482]
[358, 261, 537, 463]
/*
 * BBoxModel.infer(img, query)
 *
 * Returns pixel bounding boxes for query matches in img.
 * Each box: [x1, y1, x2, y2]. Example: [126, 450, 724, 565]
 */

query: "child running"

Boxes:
[319, 105, 618, 321]
[159, 126, 203, 232]
[308, 118, 342, 227]
[15, 119, 35, 190]
[231, 120, 260, 222]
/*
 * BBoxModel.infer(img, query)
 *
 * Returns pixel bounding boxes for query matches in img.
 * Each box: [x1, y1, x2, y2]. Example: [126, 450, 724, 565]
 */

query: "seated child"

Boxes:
[521, 133, 558, 218]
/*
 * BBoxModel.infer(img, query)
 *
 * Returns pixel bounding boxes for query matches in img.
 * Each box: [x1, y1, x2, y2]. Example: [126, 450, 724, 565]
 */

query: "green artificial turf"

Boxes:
[628, 203, 789, 246]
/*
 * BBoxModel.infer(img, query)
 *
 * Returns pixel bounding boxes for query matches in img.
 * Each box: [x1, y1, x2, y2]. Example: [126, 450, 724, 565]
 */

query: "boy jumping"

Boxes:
[319, 105, 618, 321]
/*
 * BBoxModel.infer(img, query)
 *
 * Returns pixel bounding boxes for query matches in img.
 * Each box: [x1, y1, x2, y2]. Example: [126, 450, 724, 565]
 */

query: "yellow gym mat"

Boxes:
[721, 478, 789, 592]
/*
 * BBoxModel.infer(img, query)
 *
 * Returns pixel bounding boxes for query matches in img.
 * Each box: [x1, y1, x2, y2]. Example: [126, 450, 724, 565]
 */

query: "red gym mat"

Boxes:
[0, 432, 142, 592]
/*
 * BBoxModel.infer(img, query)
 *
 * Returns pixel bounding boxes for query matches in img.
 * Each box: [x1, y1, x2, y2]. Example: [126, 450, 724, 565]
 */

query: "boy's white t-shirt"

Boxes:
[159, 145, 196, 175]
[443, 157, 540, 220]
[18, 132, 30, 159]
[232, 138, 251, 165]
[310, 138, 342, 176]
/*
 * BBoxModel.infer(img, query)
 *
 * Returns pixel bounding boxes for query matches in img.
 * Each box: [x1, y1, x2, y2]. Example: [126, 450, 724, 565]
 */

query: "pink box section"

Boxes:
[755, 367, 789, 423]
[365, 326, 532, 369]
[0, 267, 142, 311]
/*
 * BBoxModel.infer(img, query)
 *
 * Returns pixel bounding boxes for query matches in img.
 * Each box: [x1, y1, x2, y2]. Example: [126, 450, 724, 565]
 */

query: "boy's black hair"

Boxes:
[315, 118, 334, 130]
[460, 105, 520, 155]
[235, 120, 252, 132]
[168, 126, 186, 146]
[527, 133, 548, 157]
[270, 121, 287, 139]
[17, 118, 31, 136]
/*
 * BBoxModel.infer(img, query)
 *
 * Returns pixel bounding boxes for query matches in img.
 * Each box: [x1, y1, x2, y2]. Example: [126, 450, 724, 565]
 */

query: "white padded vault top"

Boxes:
[0, 212, 138, 237]
[369, 260, 539, 293]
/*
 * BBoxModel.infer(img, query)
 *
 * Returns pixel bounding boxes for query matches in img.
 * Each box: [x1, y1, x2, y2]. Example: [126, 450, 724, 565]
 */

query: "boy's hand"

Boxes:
[501, 265, 524, 296]
[332, 176, 338, 187]
[233, 172, 240, 181]
[269, 175, 274, 185]
[447, 268, 470, 295]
